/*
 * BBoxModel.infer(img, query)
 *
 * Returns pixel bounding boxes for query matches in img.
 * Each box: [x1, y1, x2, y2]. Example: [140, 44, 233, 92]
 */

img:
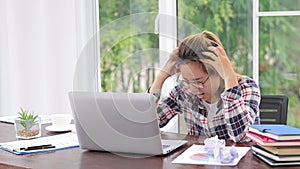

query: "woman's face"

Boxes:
[179, 62, 220, 103]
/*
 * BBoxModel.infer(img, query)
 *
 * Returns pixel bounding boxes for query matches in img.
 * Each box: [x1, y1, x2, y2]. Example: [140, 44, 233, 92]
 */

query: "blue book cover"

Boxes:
[250, 125, 300, 136]
[249, 124, 300, 141]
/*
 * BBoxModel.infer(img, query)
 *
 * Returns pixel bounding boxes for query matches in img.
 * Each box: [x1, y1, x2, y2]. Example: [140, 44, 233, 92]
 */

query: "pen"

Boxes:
[18, 144, 56, 151]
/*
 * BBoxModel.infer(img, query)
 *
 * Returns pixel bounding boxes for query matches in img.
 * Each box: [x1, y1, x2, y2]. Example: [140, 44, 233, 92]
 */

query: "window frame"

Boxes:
[253, 0, 300, 84]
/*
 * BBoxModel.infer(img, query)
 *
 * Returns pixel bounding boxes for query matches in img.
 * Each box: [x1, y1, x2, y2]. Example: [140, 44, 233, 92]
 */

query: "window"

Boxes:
[99, 0, 159, 93]
[99, 0, 179, 133]
[255, 0, 300, 127]
[178, 0, 253, 76]
[97, 0, 300, 130]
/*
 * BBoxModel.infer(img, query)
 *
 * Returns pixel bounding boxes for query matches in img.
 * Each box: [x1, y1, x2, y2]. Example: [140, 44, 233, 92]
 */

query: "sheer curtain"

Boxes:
[0, 0, 78, 116]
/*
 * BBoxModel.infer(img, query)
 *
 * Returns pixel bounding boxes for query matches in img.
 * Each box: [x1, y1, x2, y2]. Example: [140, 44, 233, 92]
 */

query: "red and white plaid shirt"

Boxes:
[152, 76, 261, 142]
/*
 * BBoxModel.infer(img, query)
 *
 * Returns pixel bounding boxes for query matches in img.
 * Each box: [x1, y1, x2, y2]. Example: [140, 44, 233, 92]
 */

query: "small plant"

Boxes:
[15, 107, 41, 139]
[18, 108, 39, 131]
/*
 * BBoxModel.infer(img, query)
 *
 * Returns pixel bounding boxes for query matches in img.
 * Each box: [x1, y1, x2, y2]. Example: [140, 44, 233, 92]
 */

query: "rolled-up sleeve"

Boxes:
[221, 78, 261, 142]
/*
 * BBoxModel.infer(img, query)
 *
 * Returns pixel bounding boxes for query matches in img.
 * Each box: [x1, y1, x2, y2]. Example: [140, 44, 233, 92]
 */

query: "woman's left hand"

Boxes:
[201, 46, 235, 80]
[201, 46, 238, 89]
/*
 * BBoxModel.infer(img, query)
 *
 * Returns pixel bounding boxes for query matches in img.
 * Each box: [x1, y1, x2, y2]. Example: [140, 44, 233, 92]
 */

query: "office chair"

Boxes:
[259, 95, 289, 124]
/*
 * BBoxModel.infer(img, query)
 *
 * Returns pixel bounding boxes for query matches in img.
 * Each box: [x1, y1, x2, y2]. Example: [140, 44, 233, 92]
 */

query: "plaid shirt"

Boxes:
[153, 76, 261, 142]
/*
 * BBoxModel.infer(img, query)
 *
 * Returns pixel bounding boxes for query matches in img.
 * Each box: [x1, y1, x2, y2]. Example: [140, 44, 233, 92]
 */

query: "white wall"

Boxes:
[0, 0, 77, 116]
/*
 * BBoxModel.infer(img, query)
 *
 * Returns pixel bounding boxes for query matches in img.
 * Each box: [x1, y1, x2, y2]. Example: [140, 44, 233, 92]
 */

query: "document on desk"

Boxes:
[0, 115, 52, 124]
[0, 133, 79, 155]
[172, 144, 250, 166]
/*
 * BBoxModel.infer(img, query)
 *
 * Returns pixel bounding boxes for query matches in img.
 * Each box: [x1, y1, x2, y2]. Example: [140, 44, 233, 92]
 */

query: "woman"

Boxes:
[149, 30, 260, 142]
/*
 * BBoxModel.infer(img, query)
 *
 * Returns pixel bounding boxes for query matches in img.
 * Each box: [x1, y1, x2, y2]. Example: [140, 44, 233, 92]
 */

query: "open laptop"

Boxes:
[68, 91, 187, 155]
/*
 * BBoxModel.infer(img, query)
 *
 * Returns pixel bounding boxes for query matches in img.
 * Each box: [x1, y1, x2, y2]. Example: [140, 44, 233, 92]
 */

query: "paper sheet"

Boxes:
[172, 144, 250, 166]
[0, 133, 79, 155]
[0, 115, 52, 124]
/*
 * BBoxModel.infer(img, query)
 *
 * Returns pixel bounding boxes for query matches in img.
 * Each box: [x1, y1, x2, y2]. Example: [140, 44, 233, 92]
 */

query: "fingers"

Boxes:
[199, 58, 215, 66]
[202, 51, 217, 61]
[162, 48, 180, 76]
[201, 46, 222, 61]
[170, 48, 179, 57]
[201, 46, 229, 63]
[206, 46, 221, 58]
[207, 46, 227, 58]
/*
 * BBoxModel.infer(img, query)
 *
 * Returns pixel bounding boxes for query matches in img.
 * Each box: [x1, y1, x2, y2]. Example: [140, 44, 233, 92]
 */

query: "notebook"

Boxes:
[251, 145, 300, 162]
[249, 124, 300, 141]
[246, 132, 300, 147]
[253, 151, 300, 166]
[68, 91, 187, 155]
[259, 145, 300, 155]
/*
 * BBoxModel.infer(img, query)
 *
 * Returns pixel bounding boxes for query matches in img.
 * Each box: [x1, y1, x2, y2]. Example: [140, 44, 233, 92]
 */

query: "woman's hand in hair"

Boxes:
[201, 46, 238, 89]
[149, 48, 179, 93]
[201, 46, 234, 79]
[162, 48, 180, 77]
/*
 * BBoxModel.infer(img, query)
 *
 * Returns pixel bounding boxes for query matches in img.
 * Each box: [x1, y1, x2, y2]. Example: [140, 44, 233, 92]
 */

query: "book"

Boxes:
[253, 151, 300, 166]
[249, 124, 300, 141]
[260, 145, 300, 155]
[0, 133, 79, 155]
[246, 132, 300, 147]
[252, 145, 300, 162]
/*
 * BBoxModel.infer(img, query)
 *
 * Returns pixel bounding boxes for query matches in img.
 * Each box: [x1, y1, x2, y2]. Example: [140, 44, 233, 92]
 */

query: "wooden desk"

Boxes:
[0, 122, 296, 169]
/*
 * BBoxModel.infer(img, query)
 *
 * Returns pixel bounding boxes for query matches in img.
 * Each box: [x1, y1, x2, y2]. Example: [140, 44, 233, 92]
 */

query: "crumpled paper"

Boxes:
[203, 136, 239, 163]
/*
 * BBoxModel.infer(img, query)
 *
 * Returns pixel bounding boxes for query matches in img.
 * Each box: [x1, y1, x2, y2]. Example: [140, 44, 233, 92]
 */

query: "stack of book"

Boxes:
[246, 124, 300, 166]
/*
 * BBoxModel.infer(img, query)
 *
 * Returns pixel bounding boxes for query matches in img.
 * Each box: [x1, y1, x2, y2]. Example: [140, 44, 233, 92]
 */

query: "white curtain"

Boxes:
[0, 0, 78, 116]
[158, 0, 179, 133]
[73, 0, 100, 92]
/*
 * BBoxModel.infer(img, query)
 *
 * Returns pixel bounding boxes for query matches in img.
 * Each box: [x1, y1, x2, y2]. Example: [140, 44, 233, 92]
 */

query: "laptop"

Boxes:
[68, 91, 187, 155]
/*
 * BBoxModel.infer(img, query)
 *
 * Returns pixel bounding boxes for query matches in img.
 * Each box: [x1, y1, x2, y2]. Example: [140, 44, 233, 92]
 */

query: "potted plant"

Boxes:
[14, 108, 41, 139]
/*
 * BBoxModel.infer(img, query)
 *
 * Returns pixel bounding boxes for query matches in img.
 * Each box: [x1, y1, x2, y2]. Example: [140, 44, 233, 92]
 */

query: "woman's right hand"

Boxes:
[161, 48, 180, 77]
[149, 48, 179, 93]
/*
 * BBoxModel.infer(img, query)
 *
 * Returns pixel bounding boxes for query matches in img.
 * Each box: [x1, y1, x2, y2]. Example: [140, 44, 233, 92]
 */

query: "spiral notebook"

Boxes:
[0, 133, 79, 155]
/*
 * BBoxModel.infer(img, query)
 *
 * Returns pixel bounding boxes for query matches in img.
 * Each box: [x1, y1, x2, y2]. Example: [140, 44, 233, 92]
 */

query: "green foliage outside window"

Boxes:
[99, 0, 300, 127]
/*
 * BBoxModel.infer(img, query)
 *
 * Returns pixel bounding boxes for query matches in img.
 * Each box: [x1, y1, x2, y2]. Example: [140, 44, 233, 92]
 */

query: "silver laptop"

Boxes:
[68, 91, 187, 155]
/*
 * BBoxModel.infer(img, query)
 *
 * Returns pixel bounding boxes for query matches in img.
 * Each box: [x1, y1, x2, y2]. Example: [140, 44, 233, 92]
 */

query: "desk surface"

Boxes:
[0, 122, 297, 169]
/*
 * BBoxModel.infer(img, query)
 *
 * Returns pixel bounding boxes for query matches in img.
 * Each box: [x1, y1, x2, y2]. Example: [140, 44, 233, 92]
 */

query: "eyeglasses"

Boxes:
[180, 76, 209, 89]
